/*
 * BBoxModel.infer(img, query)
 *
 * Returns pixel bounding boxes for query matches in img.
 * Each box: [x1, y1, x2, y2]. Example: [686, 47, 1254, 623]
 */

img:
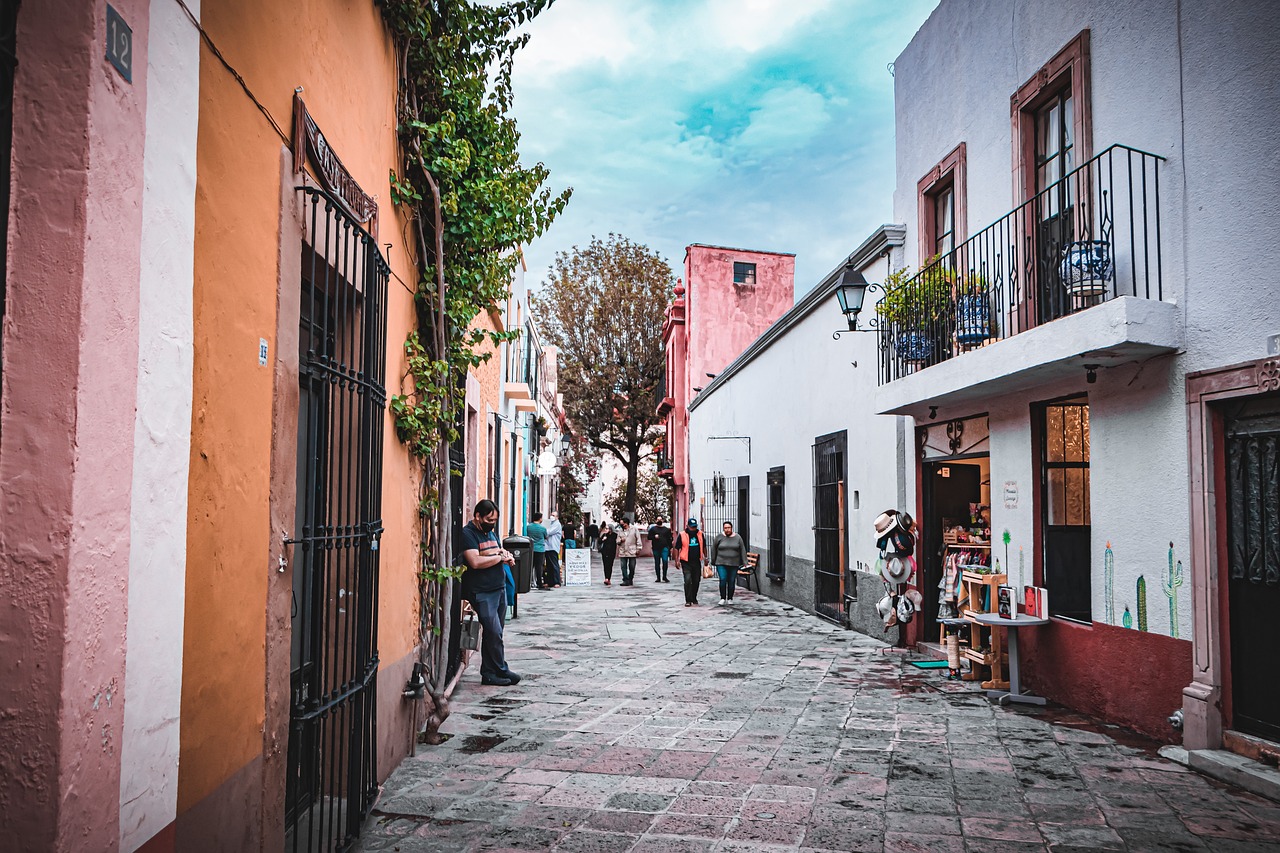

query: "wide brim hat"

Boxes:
[881, 554, 914, 585]
[904, 587, 924, 608]
[876, 593, 894, 621]
[873, 510, 902, 537]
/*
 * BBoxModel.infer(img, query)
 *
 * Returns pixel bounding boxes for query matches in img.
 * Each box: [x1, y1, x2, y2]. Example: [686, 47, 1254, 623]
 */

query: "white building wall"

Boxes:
[890, 0, 1280, 644]
[120, 0, 199, 847]
[688, 248, 911, 628]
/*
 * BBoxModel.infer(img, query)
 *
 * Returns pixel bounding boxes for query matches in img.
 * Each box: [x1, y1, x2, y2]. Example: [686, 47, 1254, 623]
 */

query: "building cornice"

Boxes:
[688, 224, 906, 412]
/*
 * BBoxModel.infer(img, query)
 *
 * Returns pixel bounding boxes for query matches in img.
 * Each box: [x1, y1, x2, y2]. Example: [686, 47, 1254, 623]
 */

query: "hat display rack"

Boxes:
[873, 509, 918, 654]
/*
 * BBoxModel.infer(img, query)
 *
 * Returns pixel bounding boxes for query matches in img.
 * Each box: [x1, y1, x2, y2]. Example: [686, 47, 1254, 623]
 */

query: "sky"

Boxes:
[510, 0, 942, 296]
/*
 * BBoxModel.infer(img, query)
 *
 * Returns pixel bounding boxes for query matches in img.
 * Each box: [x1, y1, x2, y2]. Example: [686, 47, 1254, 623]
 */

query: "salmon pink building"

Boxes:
[659, 245, 794, 527]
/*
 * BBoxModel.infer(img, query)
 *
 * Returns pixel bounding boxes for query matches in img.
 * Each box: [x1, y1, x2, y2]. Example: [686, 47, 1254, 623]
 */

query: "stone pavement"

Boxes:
[357, 551, 1280, 852]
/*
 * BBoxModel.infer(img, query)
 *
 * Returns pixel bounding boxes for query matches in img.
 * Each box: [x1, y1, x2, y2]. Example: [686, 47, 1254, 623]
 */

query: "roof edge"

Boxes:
[688, 224, 906, 412]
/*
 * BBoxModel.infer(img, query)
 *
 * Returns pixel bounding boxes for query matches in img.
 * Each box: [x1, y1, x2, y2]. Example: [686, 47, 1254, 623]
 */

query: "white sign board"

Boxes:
[1003, 481, 1019, 509]
[564, 548, 592, 586]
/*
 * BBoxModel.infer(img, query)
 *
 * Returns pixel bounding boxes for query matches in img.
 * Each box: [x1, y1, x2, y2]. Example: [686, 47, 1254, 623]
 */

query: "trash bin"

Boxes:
[503, 535, 534, 594]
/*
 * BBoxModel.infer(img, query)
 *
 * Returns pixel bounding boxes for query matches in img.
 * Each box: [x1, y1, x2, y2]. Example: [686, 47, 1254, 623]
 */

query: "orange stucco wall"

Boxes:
[183, 0, 420, 835]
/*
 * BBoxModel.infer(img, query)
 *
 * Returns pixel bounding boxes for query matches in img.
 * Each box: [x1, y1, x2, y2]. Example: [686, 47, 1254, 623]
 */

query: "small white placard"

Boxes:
[1003, 480, 1019, 509]
[564, 548, 592, 586]
[258, 338, 269, 366]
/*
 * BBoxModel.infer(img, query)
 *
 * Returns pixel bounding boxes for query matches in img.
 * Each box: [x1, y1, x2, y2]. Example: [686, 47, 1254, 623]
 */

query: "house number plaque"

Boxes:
[106, 5, 133, 83]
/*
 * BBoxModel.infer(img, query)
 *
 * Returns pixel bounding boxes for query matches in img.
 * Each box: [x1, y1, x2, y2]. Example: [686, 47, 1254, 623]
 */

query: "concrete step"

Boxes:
[1185, 748, 1280, 803]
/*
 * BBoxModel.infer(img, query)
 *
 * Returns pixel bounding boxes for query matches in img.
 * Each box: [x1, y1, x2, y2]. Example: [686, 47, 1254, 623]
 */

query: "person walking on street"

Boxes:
[586, 520, 600, 550]
[710, 521, 747, 605]
[599, 523, 618, 585]
[617, 517, 642, 586]
[564, 518, 578, 550]
[674, 518, 708, 606]
[525, 512, 548, 590]
[457, 500, 521, 686]
[544, 512, 564, 588]
[648, 516, 673, 582]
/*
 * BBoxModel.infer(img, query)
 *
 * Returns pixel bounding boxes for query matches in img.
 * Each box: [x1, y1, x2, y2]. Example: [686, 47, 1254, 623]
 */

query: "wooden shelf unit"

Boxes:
[957, 568, 1009, 689]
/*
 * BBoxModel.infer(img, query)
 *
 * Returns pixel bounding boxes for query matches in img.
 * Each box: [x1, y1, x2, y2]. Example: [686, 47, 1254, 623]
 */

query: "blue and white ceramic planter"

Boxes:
[898, 330, 935, 363]
[1059, 240, 1113, 297]
[955, 294, 991, 346]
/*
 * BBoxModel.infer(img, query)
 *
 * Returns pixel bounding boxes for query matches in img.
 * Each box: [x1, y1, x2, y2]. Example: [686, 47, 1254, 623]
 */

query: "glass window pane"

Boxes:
[1046, 406, 1065, 461]
[1066, 468, 1088, 525]
[1047, 468, 1067, 525]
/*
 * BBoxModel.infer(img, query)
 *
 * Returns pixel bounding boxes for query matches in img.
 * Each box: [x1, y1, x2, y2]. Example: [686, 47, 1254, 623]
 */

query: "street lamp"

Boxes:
[832, 263, 883, 339]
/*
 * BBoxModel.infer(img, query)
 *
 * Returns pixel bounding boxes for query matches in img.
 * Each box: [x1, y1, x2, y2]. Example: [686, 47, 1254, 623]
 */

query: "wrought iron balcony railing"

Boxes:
[657, 455, 674, 472]
[877, 144, 1166, 384]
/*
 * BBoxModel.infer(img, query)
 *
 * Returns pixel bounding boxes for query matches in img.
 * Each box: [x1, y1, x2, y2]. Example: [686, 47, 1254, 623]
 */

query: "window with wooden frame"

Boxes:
[1010, 30, 1092, 328]
[917, 143, 966, 265]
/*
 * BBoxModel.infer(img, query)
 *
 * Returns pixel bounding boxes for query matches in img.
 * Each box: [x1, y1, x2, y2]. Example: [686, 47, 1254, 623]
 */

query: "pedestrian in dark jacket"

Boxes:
[648, 517, 673, 582]
[599, 524, 618, 585]
[586, 521, 600, 549]
[710, 521, 747, 604]
[673, 519, 708, 606]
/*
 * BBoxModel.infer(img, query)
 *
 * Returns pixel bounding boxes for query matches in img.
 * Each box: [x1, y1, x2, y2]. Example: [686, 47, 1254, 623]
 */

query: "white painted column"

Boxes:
[119, 0, 199, 848]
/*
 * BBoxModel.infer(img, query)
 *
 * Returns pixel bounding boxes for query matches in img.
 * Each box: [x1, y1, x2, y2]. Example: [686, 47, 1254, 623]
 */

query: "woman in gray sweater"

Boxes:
[710, 521, 747, 604]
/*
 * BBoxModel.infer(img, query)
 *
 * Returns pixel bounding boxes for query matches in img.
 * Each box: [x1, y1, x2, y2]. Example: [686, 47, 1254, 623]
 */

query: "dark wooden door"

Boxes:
[1225, 398, 1280, 742]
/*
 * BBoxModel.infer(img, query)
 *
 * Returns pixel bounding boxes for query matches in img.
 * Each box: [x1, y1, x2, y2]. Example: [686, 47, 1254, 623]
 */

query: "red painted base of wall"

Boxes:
[1019, 618, 1191, 743]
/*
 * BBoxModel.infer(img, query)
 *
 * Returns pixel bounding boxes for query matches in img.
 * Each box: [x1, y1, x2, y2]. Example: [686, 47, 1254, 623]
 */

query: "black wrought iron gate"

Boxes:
[287, 187, 389, 852]
[1225, 397, 1280, 743]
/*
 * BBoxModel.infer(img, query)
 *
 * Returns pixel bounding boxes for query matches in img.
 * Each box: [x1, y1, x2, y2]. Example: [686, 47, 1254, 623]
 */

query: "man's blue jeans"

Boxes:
[469, 587, 510, 681]
[653, 547, 669, 580]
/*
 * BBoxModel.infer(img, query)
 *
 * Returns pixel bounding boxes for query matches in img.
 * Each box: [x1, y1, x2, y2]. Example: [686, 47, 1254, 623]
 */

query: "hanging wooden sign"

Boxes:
[292, 94, 378, 224]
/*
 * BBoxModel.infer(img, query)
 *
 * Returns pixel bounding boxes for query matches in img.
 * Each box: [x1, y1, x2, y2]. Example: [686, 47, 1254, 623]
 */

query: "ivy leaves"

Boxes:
[380, 0, 570, 460]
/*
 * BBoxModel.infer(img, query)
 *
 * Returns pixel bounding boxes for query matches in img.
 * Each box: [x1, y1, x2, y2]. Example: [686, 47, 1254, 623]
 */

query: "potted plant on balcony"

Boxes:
[954, 270, 997, 346]
[879, 263, 955, 364]
[534, 415, 549, 436]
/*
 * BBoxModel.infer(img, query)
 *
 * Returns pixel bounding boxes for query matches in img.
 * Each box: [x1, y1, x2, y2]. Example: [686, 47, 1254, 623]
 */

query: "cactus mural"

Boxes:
[1104, 541, 1116, 625]
[1136, 576, 1148, 632]
[1122, 605, 1133, 629]
[1163, 541, 1184, 639]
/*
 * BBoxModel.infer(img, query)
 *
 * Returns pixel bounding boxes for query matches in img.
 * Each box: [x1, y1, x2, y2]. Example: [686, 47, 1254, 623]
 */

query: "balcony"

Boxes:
[874, 144, 1181, 416]
[655, 372, 674, 416]
[657, 455, 674, 481]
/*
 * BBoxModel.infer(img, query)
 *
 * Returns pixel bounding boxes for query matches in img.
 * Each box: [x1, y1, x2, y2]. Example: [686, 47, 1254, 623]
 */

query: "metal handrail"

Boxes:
[878, 144, 1166, 384]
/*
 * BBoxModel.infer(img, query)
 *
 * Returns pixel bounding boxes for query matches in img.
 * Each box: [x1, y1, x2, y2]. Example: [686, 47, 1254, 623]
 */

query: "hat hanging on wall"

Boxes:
[873, 510, 902, 537]
[876, 593, 894, 621]
[880, 554, 914, 585]
[896, 595, 916, 624]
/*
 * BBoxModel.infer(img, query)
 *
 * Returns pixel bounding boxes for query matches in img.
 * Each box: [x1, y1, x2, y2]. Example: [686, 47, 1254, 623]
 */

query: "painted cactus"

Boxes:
[1122, 605, 1133, 629]
[1136, 576, 1148, 632]
[1104, 541, 1115, 625]
[1163, 541, 1184, 639]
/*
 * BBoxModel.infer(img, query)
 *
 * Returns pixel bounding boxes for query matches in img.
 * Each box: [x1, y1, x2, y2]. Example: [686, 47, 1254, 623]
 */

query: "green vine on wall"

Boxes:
[377, 0, 569, 740]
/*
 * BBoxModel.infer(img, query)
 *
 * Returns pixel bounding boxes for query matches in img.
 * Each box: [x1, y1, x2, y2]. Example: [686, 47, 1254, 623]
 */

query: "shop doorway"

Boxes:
[917, 416, 992, 643]
[1224, 397, 1280, 743]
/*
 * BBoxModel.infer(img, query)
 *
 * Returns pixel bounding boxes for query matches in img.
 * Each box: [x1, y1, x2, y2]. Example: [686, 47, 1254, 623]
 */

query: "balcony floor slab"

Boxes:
[874, 296, 1183, 417]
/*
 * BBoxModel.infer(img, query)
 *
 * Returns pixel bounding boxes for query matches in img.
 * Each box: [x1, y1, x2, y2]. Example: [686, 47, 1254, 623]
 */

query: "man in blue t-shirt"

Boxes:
[458, 500, 522, 686]
[525, 512, 549, 590]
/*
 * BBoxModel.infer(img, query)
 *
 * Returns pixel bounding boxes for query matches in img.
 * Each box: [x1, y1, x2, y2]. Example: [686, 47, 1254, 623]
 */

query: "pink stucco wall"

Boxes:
[684, 245, 794, 402]
[0, 0, 149, 847]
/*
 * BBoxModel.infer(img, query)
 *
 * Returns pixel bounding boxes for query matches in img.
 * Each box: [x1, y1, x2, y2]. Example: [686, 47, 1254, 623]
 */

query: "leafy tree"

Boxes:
[379, 0, 569, 743]
[603, 462, 672, 525]
[532, 235, 673, 514]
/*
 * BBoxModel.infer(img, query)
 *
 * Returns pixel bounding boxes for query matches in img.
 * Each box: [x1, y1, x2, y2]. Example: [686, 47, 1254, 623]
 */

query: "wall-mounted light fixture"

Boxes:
[832, 262, 884, 339]
[1084, 363, 1101, 384]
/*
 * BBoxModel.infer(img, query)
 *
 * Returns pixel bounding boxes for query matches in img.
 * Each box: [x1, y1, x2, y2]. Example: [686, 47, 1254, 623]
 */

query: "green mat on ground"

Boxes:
[907, 660, 950, 669]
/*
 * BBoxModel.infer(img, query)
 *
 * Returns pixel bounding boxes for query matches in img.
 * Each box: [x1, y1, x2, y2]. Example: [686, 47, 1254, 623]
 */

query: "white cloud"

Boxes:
[733, 83, 832, 154]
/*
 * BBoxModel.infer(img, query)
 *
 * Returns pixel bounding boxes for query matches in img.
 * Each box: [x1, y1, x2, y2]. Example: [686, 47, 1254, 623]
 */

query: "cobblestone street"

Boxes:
[358, 553, 1280, 853]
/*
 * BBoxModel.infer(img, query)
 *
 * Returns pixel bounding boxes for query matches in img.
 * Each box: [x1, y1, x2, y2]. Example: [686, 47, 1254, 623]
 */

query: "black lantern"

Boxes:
[832, 264, 881, 338]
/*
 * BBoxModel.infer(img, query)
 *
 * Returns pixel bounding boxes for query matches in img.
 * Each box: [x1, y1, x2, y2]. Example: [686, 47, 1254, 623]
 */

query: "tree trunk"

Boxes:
[623, 451, 639, 515]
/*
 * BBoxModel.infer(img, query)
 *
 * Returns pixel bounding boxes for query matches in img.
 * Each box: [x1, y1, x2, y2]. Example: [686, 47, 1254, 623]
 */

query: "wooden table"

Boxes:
[970, 612, 1050, 705]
